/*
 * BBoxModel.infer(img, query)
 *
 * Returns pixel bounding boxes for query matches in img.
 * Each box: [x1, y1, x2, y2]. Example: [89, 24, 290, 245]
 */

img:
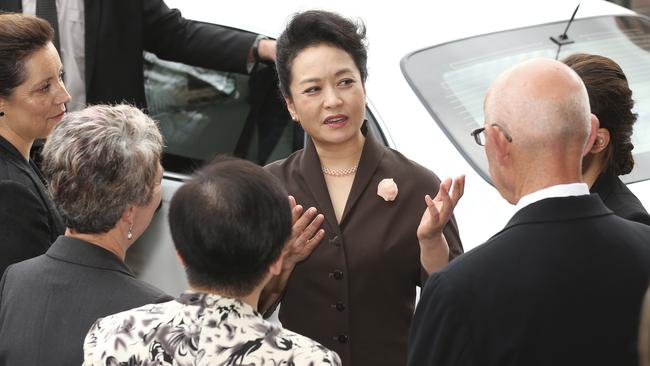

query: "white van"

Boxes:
[129, 0, 650, 296]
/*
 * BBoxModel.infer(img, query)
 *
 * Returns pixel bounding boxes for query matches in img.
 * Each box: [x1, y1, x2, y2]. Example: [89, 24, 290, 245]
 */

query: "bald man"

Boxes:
[407, 59, 650, 366]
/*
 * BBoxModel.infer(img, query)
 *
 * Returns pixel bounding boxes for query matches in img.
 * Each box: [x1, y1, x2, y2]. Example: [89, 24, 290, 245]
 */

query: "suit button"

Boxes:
[337, 334, 349, 343]
[330, 270, 344, 280]
[335, 302, 345, 312]
[330, 236, 342, 247]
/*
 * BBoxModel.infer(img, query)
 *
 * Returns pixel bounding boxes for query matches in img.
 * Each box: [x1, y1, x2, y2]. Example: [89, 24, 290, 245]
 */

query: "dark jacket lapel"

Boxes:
[340, 124, 384, 224]
[299, 137, 341, 235]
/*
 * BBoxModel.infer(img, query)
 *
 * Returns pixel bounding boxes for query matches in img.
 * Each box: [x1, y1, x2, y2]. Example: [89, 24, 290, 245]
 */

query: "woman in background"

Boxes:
[263, 10, 463, 366]
[0, 13, 70, 273]
[563, 53, 650, 225]
[0, 104, 171, 365]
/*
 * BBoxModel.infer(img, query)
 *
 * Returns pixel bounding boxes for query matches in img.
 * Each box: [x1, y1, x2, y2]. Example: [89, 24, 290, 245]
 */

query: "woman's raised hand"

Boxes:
[283, 196, 325, 267]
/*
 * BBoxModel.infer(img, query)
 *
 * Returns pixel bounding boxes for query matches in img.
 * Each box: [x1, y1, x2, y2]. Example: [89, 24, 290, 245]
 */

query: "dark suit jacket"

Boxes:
[408, 195, 650, 366]
[591, 171, 650, 225]
[0, 0, 256, 108]
[0, 135, 64, 275]
[0, 236, 173, 365]
[266, 125, 463, 366]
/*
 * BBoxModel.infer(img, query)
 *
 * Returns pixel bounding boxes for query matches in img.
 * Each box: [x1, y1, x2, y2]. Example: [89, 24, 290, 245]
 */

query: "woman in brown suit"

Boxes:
[263, 10, 463, 366]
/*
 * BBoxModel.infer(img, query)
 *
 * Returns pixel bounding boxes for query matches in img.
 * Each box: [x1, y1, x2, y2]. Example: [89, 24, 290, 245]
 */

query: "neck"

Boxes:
[0, 127, 33, 161]
[314, 131, 365, 170]
[582, 153, 606, 189]
[66, 228, 127, 261]
[190, 285, 263, 310]
[509, 159, 582, 204]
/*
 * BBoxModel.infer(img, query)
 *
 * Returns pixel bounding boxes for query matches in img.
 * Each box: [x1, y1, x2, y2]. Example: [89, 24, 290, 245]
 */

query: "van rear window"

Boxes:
[402, 15, 650, 184]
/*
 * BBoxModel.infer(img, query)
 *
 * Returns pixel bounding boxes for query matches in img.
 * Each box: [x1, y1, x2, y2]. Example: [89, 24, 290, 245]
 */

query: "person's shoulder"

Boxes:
[276, 327, 342, 365]
[264, 149, 305, 179]
[85, 300, 180, 357]
[121, 275, 174, 303]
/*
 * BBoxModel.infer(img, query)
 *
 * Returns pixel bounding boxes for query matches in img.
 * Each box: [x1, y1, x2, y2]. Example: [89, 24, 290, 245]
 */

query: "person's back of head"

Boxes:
[483, 58, 595, 203]
[169, 155, 292, 297]
[562, 53, 637, 176]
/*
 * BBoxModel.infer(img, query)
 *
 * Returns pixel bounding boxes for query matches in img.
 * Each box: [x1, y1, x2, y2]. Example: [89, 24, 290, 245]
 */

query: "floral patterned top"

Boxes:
[83, 292, 341, 366]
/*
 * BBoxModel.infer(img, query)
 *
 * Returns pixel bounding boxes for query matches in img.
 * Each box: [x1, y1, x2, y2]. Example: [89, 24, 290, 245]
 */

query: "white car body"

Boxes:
[134, 0, 650, 295]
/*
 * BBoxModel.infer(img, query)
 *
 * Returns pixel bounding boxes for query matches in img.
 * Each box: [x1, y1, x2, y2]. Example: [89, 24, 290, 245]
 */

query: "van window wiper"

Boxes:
[551, 3, 580, 59]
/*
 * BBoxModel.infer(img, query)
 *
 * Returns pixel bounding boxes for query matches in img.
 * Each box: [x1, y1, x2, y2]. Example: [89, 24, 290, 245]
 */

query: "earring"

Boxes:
[597, 138, 604, 145]
[127, 224, 133, 240]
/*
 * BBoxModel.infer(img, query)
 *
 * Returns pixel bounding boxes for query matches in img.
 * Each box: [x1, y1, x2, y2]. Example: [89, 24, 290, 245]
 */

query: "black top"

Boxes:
[408, 195, 650, 366]
[0, 236, 172, 365]
[591, 171, 650, 225]
[0, 134, 65, 275]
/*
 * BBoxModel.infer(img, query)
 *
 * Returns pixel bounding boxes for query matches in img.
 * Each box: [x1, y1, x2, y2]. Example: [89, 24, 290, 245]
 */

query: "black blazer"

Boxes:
[0, 135, 64, 275]
[408, 195, 650, 366]
[0, 236, 172, 365]
[591, 171, 650, 225]
[0, 0, 256, 108]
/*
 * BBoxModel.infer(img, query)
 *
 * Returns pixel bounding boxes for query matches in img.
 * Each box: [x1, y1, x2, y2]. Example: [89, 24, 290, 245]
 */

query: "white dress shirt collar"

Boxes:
[514, 182, 590, 214]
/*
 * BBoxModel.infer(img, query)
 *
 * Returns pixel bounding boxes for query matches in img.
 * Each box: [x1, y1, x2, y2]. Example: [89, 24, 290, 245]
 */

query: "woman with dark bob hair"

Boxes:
[0, 13, 70, 274]
[563, 53, 650, 224]
[83, 156, 340, 364]
[0, 104, 171, 365]
[263, 10, 464, 366]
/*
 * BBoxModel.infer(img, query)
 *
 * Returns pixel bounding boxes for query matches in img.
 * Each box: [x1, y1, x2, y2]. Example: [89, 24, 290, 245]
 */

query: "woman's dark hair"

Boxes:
[0, 13, 53, 98]
[276, 10, 367, 98]
[169, 156, 292, 296]
[563, 53, 637, 175]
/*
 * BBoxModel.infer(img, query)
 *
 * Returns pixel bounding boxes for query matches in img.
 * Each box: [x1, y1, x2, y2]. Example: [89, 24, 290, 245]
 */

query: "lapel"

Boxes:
[298, 123, 385, 231]
[299, 137, 341, 235]
[0, 0, 22, 12]
[340, 124, 384, 225]
[84, 0, 101, 91]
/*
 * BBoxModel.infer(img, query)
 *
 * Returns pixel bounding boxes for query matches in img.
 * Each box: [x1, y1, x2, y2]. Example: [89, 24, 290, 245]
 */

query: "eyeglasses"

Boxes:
[470, 124, 513, 146]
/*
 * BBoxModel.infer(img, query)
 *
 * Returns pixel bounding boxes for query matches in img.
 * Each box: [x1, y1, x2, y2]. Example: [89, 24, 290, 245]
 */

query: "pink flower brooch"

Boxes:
[377, 178, 398, 201]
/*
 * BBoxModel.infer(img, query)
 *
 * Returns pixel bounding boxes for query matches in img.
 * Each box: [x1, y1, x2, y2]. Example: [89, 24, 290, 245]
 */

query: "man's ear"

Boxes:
[583, 114, 600, 157]
[284, 96, 298, 122]
[268, 251, 285, 277]
[487, 124, 511, 166]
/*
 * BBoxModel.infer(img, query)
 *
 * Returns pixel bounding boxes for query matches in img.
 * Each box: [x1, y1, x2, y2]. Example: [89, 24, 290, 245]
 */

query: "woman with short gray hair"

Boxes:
[0, 104, 172, 365]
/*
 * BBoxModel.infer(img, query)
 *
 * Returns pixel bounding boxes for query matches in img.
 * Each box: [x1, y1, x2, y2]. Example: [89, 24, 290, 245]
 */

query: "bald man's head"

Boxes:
[485, 58, 591, 153]
[483, 58, 595, 202]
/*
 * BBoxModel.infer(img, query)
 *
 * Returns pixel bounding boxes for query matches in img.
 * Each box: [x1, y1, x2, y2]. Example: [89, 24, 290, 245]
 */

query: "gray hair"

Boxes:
[42, 104, 164, 234]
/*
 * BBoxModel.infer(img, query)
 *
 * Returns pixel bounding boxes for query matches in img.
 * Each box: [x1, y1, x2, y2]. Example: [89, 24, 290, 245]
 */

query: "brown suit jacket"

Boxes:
[266, 126, 463, 366]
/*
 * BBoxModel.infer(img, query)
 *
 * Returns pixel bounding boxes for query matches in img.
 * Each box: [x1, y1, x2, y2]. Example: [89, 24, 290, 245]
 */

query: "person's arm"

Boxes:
[259, 196, 325, 316]
[417, 175, 465, 275]
[142, 0, 260, 74]
[0, 181, 52, 274]
[408, 273, 472, 366]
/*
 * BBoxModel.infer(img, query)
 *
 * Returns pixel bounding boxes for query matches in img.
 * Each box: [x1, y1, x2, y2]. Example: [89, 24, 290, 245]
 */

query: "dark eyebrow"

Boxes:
[297, 68, 356, 85]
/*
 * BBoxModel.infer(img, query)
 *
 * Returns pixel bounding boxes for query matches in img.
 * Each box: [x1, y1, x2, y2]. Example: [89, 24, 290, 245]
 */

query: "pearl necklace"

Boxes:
[321, 165, 358, 176]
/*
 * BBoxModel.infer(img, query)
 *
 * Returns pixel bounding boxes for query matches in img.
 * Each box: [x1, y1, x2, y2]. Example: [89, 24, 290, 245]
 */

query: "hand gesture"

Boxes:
[417, 175, 465, 243]
[283, 196, 325, 267]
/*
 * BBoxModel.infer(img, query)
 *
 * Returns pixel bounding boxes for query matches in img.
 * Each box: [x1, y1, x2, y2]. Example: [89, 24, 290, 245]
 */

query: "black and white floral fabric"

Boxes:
[83, 292, 341, 366]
